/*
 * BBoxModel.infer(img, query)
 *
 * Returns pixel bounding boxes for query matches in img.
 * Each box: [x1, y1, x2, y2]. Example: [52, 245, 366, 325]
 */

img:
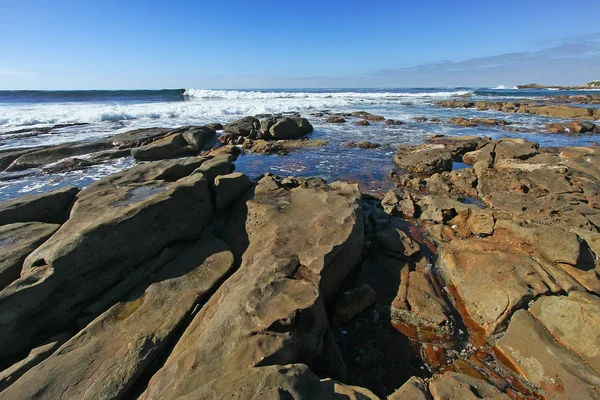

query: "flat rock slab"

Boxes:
[495, 309, 600, 399]
[175, 364, 378, 400]
[5, 141, 112, 172]
[393, 145, 453, 176]
[0, 333, 69, 392]
[438, 230, 552, 338]
[428, 372, 509, 399]
[529, 293, 600, 375]
[140, 176, 363, 399]
[0, 169, 213, 359]
[0, 186, 78, 225]
[0, 222, 60, 291]
[2, 234, 234, 400]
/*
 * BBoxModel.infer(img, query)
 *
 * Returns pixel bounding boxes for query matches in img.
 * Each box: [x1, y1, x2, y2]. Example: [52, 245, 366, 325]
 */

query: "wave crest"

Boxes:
[182, 88, 473, 100]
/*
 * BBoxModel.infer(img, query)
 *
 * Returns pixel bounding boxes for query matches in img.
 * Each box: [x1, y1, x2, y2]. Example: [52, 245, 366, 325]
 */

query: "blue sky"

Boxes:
[1, 0, 599, 89]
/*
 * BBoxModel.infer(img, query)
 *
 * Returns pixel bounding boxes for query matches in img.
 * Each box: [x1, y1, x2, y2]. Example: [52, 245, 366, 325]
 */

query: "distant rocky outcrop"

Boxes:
[436, 99, 600, 121]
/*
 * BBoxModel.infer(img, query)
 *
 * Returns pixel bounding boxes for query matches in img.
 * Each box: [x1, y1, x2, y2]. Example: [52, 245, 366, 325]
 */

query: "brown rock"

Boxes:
[326, 116, 346, 123]
[333, 284, 378, 324]
[358, 141, 381, 149]
[393, 145, 453, 176]
[108, 127, 171, 147]
[428, 372, 509, 399]
[174, 364, 379, 400]
[567, 120, 598, 134]
[496, 309, 600, 398]
[381, 189, 416, 218]
[1, 234, 235, 399]
[385, 119, 405, 126]
[41, 158, 93, 174]
[269, 117, 313, 140]
[0, 164, 216, 359]
[418, 196, 495, 236]
[0, 185, 79, 225]
[529, 293, 600, 374]
[223, 116, 260, 136]
[426, 136, 490, 159]
[376, 227, 420, 259]
[392, 269, 454, 345]
[214, 172, 254, 214]
[448, 117, 478, 127]
[181, 126, 217, 150]
[493, 138, 539, 161]
[463, 143, 495, 165]
[140, 178, 363, 399]
[5, 141, 112, 172]
[131, 133, 196, 161]
[388, 376, 430, 400]
[537, 105, 594, 119]
[0, 333, 70, 392]
[546, 123, 566, 133]
[0, 222, 59, 291]
[438, 232, 551, 337]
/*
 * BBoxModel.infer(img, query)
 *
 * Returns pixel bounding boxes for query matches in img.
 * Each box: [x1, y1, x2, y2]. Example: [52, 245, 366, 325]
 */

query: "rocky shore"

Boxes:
[1, 104, 600, 399]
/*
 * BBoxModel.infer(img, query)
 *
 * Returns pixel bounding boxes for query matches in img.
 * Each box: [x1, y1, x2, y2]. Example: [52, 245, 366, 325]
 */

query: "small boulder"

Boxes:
[393, 145, 453, 176]
[333, 284, 378, 325]
[567, 120, 598, 134]
[269, 117, 313, 140]
[376, 228, 420, 259]
[358, 141, 380, 149]
[0, 222, 60, 290]
[385, 119, 405, 125]
[493, 138, 539, 161]
[204, 122, 223, 131]
[448, 117, 478, 127]
[223, 116, 260, 136]
[546, 123, 566, 133]
[326, 116, 346, 123]
[131, 133, 196, 161]
[182, 126, 217, 150]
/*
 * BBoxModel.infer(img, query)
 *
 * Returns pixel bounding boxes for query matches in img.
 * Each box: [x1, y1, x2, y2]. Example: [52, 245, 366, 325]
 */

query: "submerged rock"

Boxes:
[326, 116, 346, 123]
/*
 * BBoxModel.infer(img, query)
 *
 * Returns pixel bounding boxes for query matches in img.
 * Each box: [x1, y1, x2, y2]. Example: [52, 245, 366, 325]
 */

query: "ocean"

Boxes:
[1, 87, 599, 199]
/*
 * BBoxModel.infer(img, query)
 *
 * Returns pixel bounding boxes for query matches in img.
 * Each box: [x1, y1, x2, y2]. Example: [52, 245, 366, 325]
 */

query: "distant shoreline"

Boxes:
[517, 81, 600, 90]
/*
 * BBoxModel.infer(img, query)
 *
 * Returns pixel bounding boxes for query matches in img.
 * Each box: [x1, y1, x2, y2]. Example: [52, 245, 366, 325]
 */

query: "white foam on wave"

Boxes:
[492, 85, 517, 90]
[0, 89, 472, 132]
[182, 89, 473, 100]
